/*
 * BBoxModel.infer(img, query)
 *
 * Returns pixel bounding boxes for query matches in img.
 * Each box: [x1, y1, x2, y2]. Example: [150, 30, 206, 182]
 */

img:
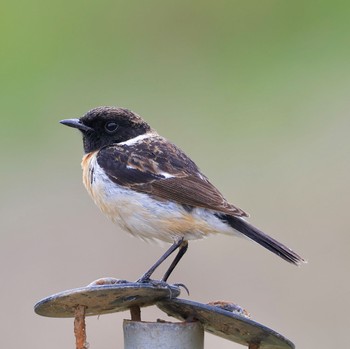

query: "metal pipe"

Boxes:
[123, 320, 204, 349]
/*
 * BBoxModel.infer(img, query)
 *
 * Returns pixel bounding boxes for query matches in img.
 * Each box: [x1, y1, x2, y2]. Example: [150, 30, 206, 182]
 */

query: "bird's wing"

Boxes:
[96, 137, 248, 217]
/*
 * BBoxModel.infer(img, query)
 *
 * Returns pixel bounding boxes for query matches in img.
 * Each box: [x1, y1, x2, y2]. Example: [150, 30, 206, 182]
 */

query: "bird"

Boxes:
[60, 106, 305, 282]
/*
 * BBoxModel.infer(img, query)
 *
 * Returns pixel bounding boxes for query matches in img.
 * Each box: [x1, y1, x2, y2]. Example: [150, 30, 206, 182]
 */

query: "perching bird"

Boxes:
[60, 106, 305, 282]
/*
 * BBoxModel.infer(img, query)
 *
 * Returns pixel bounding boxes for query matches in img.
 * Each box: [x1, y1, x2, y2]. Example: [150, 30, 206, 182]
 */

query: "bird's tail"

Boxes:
[219, 214, 306, 266]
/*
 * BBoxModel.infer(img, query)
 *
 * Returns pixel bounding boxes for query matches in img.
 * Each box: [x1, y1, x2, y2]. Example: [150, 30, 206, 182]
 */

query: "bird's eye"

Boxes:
[105, 121, 119, 133]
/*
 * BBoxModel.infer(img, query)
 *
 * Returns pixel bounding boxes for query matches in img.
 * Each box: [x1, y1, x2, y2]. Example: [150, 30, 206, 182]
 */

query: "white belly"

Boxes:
[81, 153, 234, 243]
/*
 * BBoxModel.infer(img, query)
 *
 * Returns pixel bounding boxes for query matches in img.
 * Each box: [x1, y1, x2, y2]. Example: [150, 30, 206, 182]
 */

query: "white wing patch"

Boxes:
[125, 165, 174, 179]
[158, 171, 175, 179]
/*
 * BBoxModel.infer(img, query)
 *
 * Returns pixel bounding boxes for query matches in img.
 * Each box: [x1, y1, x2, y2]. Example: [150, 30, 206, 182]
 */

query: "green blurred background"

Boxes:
[1, 1, 349, 348]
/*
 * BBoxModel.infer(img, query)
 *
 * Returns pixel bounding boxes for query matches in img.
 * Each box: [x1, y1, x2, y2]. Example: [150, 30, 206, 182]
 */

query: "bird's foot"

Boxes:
[136, 277, 172, 295]
[135, 277, 188, 298]
[136, 276, 168, 288]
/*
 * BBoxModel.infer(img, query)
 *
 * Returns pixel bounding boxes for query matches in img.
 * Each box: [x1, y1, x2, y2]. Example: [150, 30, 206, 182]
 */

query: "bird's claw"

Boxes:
[173, 282, 190, 296]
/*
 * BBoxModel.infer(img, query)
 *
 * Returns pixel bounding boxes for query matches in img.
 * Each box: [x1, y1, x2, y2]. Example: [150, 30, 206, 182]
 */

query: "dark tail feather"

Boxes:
[220, 214, 306, 266]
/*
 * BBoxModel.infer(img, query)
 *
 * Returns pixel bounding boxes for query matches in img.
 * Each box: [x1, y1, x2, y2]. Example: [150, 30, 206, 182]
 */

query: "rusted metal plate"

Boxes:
[35, 279, 180, 318]
[157, 298, 294, 349]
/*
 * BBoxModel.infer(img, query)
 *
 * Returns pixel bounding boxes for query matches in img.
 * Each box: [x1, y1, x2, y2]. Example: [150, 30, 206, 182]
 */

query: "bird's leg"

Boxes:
[162, 240, 188, 282]
[137, 238, 186, 283]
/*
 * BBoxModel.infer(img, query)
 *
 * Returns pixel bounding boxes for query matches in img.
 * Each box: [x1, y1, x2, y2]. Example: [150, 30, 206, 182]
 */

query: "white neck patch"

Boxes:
[118, 132, 155, 146]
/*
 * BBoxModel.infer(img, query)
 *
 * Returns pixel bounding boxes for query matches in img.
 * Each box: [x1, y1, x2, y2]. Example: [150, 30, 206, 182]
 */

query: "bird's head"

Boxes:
[60, 106, 151, 153]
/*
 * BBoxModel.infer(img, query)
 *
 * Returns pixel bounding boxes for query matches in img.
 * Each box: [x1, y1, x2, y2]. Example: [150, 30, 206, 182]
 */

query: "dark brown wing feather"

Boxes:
[97, 135, 248, 217]
[134, 176, 247, 216]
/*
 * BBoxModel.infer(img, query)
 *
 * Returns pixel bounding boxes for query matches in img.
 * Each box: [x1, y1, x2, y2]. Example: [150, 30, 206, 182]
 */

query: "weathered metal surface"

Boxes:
[35, 279, 180, 318]
[157, 298, 295, 349]
[123, 320, 204, 349]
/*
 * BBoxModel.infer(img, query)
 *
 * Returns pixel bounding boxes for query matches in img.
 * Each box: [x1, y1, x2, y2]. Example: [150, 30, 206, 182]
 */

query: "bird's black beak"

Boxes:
[60, 118, 94, 133]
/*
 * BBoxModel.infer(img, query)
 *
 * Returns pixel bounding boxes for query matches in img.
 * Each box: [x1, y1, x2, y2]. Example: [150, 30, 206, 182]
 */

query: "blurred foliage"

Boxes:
[1, 0, 349, 149]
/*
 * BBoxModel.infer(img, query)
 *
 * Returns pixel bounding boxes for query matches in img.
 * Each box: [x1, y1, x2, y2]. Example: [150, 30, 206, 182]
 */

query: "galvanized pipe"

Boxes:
[123, 320, 204, 349]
